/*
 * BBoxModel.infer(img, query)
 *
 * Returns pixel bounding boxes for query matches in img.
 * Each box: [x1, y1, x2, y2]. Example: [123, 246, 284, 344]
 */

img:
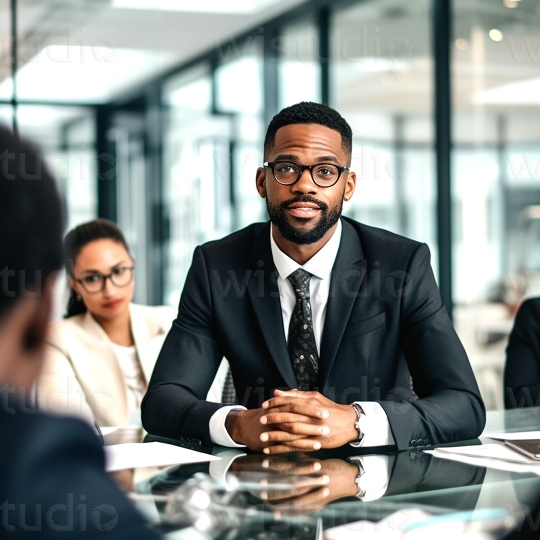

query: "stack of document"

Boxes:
[425, 431, 540, 474]
[104, 442, 220, 472]
[324, 508, 512, 539]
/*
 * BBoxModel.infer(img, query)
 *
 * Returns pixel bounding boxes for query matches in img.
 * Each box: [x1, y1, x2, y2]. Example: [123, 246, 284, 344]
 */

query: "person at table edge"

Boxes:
[142, 101, 486, 453]
[0, 126, 161, 539]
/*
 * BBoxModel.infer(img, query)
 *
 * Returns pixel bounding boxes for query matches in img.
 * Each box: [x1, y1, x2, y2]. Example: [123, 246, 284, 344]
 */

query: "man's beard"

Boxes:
[266, 195, 343, 245]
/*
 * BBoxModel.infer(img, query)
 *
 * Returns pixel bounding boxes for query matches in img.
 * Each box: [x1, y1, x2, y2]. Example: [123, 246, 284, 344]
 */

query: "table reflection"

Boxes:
[134, 449, 487, 523]
[104, 408, 540, 538]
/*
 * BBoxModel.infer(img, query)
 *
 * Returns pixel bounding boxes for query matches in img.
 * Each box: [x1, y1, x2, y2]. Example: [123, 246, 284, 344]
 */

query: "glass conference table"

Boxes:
[105, 407, 540, 539]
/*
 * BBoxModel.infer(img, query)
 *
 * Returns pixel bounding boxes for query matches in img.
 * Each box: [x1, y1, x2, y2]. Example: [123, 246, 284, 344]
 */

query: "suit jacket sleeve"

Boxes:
[378, 243, 486, 449]
[504, 298, 540, 408]
[142, 246, 225, 444]
[7, 415, 161, 539]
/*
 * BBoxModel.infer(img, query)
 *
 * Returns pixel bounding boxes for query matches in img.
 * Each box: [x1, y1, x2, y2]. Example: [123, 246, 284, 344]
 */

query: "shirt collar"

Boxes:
[270, 219, 342, 281]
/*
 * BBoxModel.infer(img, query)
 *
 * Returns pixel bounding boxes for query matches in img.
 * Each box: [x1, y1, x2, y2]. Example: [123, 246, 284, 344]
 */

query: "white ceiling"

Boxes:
[1, 0, 540, 144]
[0, 0, 309, 103]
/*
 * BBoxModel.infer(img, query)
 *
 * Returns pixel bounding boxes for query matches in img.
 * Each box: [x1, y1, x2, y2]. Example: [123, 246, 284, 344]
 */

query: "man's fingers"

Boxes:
[261, 437, 322, 454]
[260, 431, 305, 443]
[260, 412, 315, 425]
[261, 458, 322, 475]
[263, 421, 330, 437]
[272, 486, 330, 513]
[262, 397, 329, 419]
[262, 475, 329, 503]
[261, 484, 314, 503]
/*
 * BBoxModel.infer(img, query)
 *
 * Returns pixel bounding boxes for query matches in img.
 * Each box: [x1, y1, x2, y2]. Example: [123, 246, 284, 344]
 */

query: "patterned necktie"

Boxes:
[287, 269, 319, 390]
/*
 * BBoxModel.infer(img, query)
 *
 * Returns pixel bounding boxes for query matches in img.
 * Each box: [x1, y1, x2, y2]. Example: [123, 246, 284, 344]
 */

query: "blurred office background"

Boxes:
[2, 0, 540, 410]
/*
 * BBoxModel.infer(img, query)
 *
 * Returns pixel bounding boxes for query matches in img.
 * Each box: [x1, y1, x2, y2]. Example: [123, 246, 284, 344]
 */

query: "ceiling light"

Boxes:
[504, 0, 518, 7]
[112, 0, 282, 14]
[455, 38, 469, 50]
[489, 29, 503, 41]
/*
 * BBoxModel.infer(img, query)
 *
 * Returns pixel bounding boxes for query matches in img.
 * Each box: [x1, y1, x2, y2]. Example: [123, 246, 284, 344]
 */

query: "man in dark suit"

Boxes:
[505, 297, 540, 409]
[0, 126, 160, 538]
[142, 102, 485, 453]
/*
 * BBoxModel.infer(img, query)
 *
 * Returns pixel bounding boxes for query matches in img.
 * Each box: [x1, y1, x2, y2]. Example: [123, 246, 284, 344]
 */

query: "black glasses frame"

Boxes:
[263, 161, 350, 188]
[74, 266, 135, 294]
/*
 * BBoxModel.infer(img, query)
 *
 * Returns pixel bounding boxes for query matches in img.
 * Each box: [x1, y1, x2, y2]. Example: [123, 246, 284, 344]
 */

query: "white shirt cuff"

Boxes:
[353, 401, 395, 447]
[209, 405, 247, 447]
[350, 454, 393, 501]
[209, 448, 247, 487]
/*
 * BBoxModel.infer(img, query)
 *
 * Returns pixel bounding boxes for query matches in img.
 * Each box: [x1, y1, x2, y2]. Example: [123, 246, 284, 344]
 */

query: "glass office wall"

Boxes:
[331, 0, 436, 268]
[0, 105, 97, 319]
[215, 44, 266, 231]
[278, 19, 321, 109]
[0, 106, 97, 230]
[162, 47, 265, 306]
[162, 65, 216, 306]
[7, 0, 538, 410]
[452, 0, 540, 409]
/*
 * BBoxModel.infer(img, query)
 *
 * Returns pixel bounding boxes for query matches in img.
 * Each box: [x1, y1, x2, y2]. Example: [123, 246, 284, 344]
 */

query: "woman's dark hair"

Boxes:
[64, 219, 131, 318]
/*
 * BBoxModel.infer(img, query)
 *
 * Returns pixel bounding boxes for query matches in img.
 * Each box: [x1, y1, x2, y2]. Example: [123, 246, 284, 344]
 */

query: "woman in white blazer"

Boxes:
[37, 219, 226, 427]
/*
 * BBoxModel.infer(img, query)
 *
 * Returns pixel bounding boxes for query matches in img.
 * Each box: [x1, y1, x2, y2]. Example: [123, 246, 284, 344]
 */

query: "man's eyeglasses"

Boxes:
[263, 161, 350, 188]
[74, 266, 135, 294]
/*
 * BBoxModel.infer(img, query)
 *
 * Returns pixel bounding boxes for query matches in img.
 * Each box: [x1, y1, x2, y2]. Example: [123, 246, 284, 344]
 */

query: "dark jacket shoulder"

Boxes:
[198, 222, 266, 261]
[0, 397, 161, 539]
[343, 216, 424, 260]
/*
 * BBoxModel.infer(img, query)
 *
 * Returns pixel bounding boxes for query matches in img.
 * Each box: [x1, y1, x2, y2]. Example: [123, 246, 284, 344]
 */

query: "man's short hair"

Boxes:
[0, 125, 64, 320]
[263, 102, 353, 161]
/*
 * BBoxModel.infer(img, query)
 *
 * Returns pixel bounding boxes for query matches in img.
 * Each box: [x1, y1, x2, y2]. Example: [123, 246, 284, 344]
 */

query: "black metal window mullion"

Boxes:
[319, 6, 331, 106]
[433, 0, 453, 318]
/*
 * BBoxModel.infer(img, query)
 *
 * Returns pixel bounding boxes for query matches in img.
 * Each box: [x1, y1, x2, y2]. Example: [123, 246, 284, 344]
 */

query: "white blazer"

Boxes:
[38, 303, 228, 427]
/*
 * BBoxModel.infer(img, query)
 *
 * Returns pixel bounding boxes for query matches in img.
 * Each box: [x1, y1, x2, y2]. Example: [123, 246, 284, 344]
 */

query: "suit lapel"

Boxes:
[320, 219, 365, 392]
[247, 222, 297, 388]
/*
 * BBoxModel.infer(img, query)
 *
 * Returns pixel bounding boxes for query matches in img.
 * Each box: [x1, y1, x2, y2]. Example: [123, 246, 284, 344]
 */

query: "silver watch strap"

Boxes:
[348, 456, 366, 498]
[349, 402, 365, 447]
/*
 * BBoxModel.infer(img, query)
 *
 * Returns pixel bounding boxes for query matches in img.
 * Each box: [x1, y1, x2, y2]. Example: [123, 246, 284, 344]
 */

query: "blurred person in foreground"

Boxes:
[0, 125, 161, 538]
[504, 297, 540, 409]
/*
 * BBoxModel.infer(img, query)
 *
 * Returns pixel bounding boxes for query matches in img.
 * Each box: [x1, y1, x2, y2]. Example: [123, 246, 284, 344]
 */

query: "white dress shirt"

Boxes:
[209, 220, 394, 448]
[109, 342, 145, 427]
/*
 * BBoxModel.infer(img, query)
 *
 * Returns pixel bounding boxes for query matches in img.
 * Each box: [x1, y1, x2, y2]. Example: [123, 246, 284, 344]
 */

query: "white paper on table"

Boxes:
[104, 442, 221, 472]
[425, 445, 540, 475]
[324, 509, 431, 540]
[483, 431, 540, 441]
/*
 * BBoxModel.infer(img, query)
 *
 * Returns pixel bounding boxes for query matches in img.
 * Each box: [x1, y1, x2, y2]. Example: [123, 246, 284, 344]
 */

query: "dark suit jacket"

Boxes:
[505, 297, 540, 408]
[0, 392, 160, 539]
[142, 217, 485, 450]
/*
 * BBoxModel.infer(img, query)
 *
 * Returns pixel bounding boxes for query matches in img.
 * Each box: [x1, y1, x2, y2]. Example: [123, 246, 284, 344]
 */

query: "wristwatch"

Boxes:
[349, 402, 365, 447]
[348, 456, 366, 498]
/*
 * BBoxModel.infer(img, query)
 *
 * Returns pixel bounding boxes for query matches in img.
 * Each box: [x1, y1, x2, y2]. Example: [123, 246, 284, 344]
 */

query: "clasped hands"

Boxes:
[230, 454, 359, 514]
[225, 388, 358, 454]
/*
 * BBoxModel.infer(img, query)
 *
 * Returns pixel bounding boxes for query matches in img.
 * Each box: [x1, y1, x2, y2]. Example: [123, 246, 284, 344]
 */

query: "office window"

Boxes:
[215, 44, 266, 230]
[0, 105, 97, 319]
[162, 65, 218, 306]
[0, 105, 97, 229]
[452, 0, 540, 410]
[279, 19, 321, 109]
[331, 0, 435, 269]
